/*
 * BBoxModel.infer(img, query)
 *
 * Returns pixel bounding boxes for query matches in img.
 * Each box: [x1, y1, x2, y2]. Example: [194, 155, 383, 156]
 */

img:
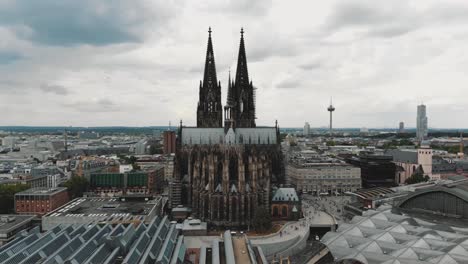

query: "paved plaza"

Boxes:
[302, 194, 352, 221]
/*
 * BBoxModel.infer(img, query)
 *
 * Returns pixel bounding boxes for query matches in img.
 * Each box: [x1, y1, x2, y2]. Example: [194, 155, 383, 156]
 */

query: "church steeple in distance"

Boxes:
[227, 69, 234, 106]
[224, 69, 235, 130]
[197, 27, 223, 128]
[230, 28, 256, 128]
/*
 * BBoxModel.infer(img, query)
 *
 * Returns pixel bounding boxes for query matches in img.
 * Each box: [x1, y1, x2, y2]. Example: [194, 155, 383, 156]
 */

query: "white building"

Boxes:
[134, 139, 147, 155]
[164, 154, 175, 183]
[119, 164, 133, 173]
[47, 174, 67, 188]
[386, 144, 435, 184]
[2, 136, 18, 148]
[416, 104, 428, 141]
[287, 162, 361, 194]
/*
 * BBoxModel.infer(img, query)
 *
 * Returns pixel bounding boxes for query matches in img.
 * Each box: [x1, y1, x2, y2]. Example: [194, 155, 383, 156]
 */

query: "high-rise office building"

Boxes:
[416, 104, 428, 141]
[398, 122, 405, 134]
[303, 122, 310, 136]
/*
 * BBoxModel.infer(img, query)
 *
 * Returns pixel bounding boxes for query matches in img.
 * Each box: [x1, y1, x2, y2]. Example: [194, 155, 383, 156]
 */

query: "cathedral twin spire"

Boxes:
[197, 27, 256, 129]
[197, 27, 222, 128]
[234, 28, 249, 90]
[202, 27, 218, 90]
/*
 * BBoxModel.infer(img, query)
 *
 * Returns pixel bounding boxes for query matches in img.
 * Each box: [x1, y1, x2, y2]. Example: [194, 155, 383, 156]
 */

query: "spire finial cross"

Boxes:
[240, 27, 244, 36]
[208, 27, 212, 35]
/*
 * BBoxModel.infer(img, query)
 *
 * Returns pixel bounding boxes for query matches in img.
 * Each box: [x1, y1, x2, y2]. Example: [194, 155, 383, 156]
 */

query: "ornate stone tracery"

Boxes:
[177, 144, 280, 227]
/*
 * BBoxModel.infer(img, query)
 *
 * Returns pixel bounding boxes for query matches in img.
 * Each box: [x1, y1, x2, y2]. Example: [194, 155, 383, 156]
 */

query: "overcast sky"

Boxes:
[0, 0, 467, 128]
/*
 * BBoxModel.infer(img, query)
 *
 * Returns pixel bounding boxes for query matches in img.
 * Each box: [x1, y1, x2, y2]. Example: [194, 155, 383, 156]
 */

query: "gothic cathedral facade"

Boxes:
[176, 28, 283, 228]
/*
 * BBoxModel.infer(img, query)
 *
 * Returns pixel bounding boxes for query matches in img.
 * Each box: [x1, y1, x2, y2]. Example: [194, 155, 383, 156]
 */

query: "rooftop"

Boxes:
[352, 187, 395, 200]
[44, 196, 161, 221]
[15, 187, 67, 196]
[177, 218, 207, 232]
[322, 206, 468, 263]
[409, 179, 468, 203]
[0, 216, 185, 264]
[0, 215, 36, 233]
[272, 188, 299, 202]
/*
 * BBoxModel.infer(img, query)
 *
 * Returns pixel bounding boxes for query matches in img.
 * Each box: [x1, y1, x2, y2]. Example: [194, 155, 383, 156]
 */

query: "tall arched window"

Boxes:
[273, 206, 279, 217]
[281, 206, 288, 217]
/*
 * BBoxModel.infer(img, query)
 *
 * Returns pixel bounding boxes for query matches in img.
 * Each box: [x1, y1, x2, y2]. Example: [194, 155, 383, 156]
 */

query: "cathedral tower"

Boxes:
[197, 27, 223, 127]
[225, 28, 256, 129]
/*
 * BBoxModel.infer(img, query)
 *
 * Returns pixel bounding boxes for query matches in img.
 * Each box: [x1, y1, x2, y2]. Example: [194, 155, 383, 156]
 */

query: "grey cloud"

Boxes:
[0, 1, 467, 127]
[63, 98, 119, 112]
[247, 35, 297, 62]
[159, 97, 170, 103]
[249, 45, 296, 62]
[189, 65, 203, 74]
[324, 1, 468, 40]
[0, 51, 22, 64]
[326, 2, 389, 29]
[202, 0, 272, 17]
[0, 0, 181, 46]
[40, 84, 69, 95]
[427, 3, 468, 23]
[97, 98, 114, 106]
[324, 1, 419, 39]
[276, 78, 301, 89]
[299, 62, 322, 71]
[225, 0, 272, 16]
[367, 24, 415, 38]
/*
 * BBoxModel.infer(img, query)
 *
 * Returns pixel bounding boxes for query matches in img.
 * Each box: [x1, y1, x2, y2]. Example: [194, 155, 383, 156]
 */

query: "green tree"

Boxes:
[252, 207, 272, 232]
[326, 141, 336, 146]
[0, 184, 30, 214]
[128, 156, 137, 164]
[405, 165, 430, 184]
[62, 176, 89, 199]
[132, 163, 141, 171]
[399, 139, 414, 146]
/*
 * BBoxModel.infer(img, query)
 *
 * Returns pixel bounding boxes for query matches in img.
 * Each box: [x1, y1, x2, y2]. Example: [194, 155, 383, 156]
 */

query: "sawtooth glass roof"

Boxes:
[0, 215, 186, 264]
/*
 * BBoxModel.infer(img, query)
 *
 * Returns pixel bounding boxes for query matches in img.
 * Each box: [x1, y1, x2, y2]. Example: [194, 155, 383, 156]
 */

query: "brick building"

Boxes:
[163, 131, 176, 154]
[15, 187, 69, 216]
[271, 188, 301, 220]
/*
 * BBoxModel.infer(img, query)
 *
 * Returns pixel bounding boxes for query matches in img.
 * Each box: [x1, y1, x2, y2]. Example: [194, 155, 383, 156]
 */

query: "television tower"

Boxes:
[327, 98, 335, 136]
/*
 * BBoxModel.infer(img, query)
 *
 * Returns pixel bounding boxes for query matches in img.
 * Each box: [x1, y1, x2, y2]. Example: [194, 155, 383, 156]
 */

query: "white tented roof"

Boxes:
[322, 208, 468, 264]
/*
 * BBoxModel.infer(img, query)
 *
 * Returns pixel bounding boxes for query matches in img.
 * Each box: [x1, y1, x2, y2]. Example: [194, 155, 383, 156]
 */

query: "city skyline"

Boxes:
[1, 1, 468, 128]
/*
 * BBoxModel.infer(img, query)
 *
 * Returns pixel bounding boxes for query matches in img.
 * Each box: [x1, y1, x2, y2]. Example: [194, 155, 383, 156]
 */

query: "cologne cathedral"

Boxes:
[175, 28, 283, 228]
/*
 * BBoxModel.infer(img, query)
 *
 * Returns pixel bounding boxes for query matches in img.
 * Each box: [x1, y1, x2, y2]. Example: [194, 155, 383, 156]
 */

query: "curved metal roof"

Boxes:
[397, 180, 468, 208]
